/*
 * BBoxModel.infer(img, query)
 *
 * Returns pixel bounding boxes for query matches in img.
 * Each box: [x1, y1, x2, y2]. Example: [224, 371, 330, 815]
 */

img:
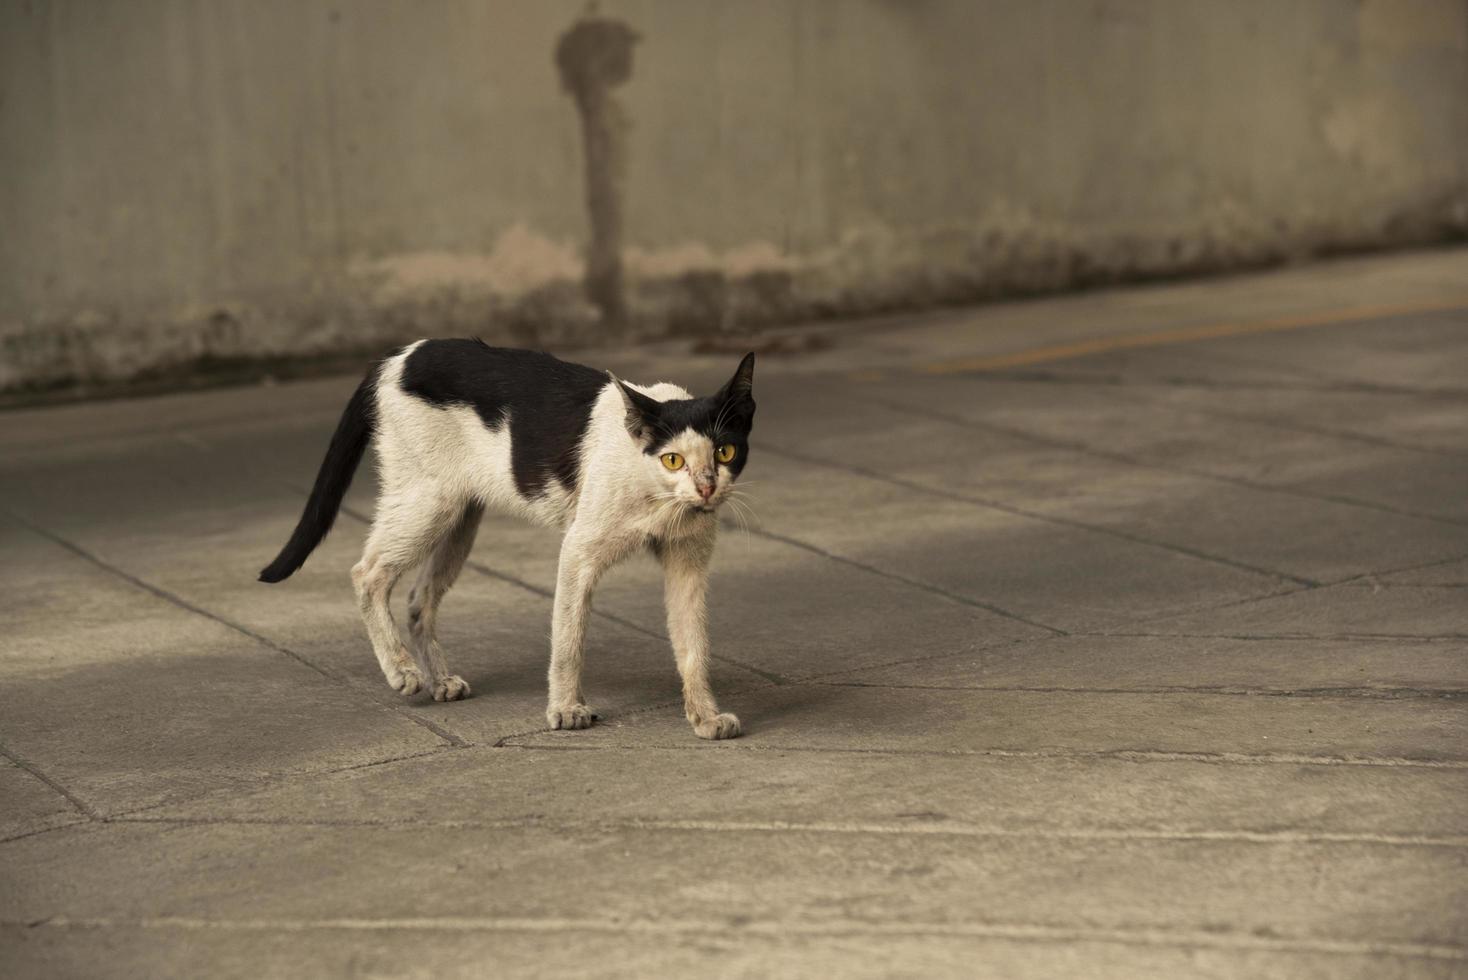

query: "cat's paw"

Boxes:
[388, 663, 425, 696]
[432, 675, 471, 702]
[693, 712, 742, 740]
[547, 703, 597, 731]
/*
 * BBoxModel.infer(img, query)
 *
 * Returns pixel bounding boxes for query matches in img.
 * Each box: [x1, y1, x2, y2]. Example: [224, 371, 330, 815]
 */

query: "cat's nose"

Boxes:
[695, 478, 717, 501]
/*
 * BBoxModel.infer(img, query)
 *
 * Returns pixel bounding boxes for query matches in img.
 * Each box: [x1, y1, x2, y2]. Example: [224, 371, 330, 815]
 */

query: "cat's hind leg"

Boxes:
[351, 486, 461, 697]
[406, 500, 483, 701]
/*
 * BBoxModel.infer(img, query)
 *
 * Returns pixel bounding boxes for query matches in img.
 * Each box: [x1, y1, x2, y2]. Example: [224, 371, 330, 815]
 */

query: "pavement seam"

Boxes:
[1101, 551, 1468, 631]
[2, 509, 473, 748]
[1263, 551, 1468, 593]
[1116, 583, 1320, 627]
[917, 297, 1468, 376]
[498, 741, 1468, 769]
[1114, 576, 1403, 632]
[1148, 401, 1468, 461]
[757, 442, 1319, 588]
[0, 743, 100, 821]
[866, 397, 1468, 530]
[728, 522, 1069, 636]
[94, 746, 463, 824]
[0, 819, 91, 846]
[1102, 630, 1468, 642]
[814, 680, 1468, 701]
[1342, 581, 1468, 590]
[790, 635, 1044, 687]
[1328, 551, 1468, 585]
[0, 746, 464, 848]
[1166, 341, 1468, 400]
[793, 631, 1468, 696]
[972, 366, 1468, 398]
[11, 915, 1464, 962]
[97, 814, 1468, 849]
[980, 350, 1468, 461]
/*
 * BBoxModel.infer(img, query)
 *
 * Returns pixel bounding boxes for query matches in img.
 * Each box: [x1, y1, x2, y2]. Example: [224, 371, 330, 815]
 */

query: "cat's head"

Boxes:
[614, 353, 756, 514]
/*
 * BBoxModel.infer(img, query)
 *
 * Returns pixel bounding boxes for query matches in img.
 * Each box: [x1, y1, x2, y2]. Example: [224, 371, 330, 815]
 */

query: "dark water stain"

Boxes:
[555, 14, 640, 329]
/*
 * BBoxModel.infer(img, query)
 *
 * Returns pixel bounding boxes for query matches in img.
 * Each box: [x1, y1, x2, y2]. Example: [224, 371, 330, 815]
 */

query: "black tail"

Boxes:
[258, 372, 377, 583]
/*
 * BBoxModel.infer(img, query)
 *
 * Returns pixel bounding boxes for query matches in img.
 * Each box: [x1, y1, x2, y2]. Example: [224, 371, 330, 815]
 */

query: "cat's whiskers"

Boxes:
[721, 490, 758, 537]
[656, 494, 684, 524]
[669, 497, 696, 539]
[730, 489, 758, 515]
[722, 497, 753, 537]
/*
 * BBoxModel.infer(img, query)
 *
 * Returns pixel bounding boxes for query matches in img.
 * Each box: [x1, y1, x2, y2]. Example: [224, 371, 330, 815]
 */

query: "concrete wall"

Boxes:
[2, 0, 1466, 393]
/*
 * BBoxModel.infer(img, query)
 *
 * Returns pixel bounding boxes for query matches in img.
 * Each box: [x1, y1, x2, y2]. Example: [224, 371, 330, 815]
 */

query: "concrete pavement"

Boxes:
[2, 248, 1467, 978]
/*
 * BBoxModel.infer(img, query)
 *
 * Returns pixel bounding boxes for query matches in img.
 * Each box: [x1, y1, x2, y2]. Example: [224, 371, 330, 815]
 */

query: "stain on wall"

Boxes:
[1, 0, 1466, 396]
[555, 12, 639, 327]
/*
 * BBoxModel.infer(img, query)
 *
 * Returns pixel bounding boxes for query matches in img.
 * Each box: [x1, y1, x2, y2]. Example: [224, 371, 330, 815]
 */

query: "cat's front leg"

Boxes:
[660, 525, 741, 740]
[545, 528, 612, 730]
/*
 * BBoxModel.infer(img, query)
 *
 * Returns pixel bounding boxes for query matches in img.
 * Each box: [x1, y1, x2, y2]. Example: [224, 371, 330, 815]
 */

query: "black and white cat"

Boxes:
[259, 340, 756, 740]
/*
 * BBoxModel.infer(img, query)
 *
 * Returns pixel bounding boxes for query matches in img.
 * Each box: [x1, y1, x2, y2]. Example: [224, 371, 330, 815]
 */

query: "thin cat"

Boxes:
[258, 341, 756, 740]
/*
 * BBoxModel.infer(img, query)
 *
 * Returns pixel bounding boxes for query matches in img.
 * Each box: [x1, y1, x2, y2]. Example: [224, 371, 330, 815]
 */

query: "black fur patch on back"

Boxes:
[399, 340, 609, 498]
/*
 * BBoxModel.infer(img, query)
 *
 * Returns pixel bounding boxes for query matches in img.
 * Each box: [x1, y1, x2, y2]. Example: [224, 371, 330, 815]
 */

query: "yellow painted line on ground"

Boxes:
[908, 297, 1468, 377]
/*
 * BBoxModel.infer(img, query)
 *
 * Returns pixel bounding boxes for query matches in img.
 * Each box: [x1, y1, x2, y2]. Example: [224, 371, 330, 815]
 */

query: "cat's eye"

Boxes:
[660, 452, 685, 471]
[716, 443, 737, 464]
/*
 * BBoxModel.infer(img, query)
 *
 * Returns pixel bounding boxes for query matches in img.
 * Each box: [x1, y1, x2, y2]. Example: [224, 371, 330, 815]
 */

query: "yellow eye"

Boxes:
[716, 443, 737, 463]
[660, 452, 684, 471]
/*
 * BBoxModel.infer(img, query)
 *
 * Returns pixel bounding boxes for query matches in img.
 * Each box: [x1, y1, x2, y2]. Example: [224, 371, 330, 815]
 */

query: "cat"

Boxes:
[259, 340, 756, 740]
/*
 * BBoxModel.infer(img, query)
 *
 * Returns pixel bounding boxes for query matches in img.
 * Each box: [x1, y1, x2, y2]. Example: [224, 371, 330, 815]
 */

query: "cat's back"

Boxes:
[379, 340, 611, 517]
[397, 340, 608, 419]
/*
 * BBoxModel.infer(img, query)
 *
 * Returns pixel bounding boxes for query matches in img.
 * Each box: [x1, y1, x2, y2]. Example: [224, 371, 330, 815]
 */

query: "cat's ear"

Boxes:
[717, 352, 756, 406]
[608, 372, 661, 442]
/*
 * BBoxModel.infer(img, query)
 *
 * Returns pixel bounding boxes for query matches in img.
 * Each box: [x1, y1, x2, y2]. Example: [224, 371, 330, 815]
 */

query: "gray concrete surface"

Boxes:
[5, 0, 1468, 392]
[2, 249, 1467, 978]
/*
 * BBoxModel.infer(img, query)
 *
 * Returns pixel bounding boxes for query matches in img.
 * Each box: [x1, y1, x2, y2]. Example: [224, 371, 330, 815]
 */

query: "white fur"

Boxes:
[349, 343, 742, 737]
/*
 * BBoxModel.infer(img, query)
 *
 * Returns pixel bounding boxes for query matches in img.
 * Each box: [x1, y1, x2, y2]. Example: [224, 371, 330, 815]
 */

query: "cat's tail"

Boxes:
[258, 370, 378, 583]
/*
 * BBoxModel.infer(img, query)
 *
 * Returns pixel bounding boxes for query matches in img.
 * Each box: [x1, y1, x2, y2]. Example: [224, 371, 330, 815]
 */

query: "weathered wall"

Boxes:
[2, 0, 1466, 393]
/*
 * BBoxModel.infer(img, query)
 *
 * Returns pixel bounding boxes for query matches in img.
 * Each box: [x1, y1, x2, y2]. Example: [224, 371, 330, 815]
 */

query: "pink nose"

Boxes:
[696, 480, 716, 501]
